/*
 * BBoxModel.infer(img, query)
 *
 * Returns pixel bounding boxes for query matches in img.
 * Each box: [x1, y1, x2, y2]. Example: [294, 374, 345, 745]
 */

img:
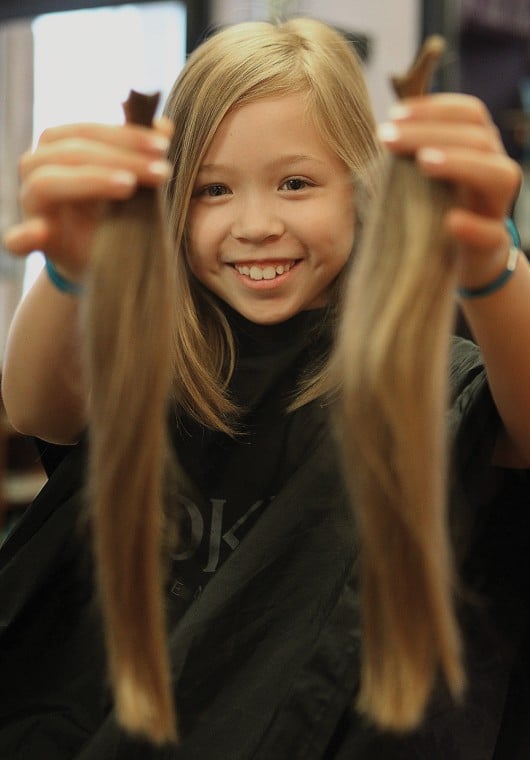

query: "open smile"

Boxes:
[231, 260, 300, 281]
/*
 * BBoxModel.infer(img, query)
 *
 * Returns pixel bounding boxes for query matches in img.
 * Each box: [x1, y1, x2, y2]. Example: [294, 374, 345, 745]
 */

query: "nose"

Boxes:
[231, 194, 285, 243]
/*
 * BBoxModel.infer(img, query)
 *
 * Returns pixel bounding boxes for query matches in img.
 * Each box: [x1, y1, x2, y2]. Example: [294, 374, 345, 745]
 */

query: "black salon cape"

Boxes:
[1, 337, 530, 759]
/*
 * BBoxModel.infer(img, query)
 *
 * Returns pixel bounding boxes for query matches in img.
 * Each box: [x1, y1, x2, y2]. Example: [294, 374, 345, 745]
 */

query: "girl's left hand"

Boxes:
[377, 93, 522, 286]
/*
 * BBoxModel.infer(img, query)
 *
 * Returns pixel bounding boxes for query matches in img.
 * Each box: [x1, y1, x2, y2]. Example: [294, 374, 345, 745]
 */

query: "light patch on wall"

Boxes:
[24, 1, 186, 293]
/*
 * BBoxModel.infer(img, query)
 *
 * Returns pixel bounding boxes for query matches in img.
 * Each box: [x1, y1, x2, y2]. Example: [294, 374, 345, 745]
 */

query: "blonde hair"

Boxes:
[86, 19, 381, 745]
[333, 48, 465, 728]
[86, 93, 176, 742]
[162, 17, 380, 430]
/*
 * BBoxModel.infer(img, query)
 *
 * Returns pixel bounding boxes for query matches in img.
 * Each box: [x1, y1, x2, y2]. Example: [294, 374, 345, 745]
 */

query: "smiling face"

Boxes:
[187, 94, 356, 325]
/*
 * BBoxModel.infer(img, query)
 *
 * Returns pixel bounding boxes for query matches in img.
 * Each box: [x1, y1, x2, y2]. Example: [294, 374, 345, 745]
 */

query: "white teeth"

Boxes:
[234, 261, 295, 280]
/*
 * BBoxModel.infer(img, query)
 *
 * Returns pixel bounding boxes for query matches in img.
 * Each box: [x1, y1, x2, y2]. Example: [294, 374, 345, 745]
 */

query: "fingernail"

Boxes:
[377, 122, 400, 143]
[417, 147, 446, 165]
[148, 134, 170, 153]
[111, 170, 137, 187]
[148, 160, 172, 179]
[389, 104, 411, 120]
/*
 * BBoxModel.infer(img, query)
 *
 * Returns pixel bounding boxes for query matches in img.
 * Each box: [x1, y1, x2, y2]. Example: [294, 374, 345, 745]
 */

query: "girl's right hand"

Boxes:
[2, 117, 173, 282]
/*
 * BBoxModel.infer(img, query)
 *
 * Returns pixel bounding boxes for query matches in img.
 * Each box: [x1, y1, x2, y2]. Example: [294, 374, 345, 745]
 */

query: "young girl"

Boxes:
[1, 16, 529, 760]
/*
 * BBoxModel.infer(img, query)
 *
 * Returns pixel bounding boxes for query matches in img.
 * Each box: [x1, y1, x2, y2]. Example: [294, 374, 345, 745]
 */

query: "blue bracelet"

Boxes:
[45, 258, 84, 296]
[456, 218, 521, 300]
[505, 216, 521, 249]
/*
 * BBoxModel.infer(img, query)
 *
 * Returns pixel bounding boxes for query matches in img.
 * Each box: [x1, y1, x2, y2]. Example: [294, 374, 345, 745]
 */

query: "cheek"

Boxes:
[314, 207, 356, 264]
[186, 205, 227, 268]
[333, 201, 356, 261]
[307, 188, 356, 251]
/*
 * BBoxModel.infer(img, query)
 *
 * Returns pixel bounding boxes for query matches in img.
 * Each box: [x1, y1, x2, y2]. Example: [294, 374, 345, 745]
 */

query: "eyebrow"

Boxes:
[197, 154, 325, 174]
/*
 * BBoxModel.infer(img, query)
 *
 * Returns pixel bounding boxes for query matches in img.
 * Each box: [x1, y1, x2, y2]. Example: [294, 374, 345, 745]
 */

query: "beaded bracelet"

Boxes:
[45, 258, 84, 296]
[456, 218, 521, 300]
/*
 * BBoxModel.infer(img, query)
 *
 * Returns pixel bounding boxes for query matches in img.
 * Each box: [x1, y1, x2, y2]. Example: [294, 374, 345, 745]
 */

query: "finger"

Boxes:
[154, 116, 175, 140]
[20, 166, 137, 215]
[378, 120, 500, 155]
[37, 121, 171, 155]
[2, 217, 50, 256]
[444, 209, 510, 251]
[390, 93, 493, 126]
[20, 162, 172, 215]
[416, 148, 521, 216]
[20, 138, 172, 184]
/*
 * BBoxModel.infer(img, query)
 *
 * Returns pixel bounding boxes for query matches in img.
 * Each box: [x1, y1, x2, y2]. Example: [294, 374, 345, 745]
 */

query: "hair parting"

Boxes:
[334, 37, 465, 731]
[84, 91, 177, 744]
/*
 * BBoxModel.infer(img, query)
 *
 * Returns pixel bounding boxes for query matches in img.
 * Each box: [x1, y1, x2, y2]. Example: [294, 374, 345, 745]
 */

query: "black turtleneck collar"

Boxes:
[216, 298, 332, 359]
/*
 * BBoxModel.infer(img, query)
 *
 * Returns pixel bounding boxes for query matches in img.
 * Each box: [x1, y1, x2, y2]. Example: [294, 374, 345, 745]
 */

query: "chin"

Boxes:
[234, 300, 300, 326]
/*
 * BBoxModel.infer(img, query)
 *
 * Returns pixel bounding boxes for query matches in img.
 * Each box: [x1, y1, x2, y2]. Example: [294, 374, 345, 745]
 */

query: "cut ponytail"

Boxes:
[335, 37, 465, 730]
[85, 91, 177, 744]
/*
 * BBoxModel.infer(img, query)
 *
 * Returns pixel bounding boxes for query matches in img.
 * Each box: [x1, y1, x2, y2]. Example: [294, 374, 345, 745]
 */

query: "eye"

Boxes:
[281, 177, 311, 191]
[205, 184, 230, 197]
[195, 183, 230, 197]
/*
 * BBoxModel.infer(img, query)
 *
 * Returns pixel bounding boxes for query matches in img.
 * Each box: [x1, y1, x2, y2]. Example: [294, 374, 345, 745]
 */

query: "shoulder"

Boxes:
[449, 336, 486, 398]
[448, 336, 497, 438]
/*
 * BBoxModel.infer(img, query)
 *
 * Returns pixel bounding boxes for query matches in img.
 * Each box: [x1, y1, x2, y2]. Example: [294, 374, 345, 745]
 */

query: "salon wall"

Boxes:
[211, 0, 421, 121]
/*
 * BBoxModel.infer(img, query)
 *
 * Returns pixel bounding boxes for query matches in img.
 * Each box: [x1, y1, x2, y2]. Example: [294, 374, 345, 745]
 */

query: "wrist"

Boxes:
[457, 246, 519, 300]
[456, 218, 521, 300]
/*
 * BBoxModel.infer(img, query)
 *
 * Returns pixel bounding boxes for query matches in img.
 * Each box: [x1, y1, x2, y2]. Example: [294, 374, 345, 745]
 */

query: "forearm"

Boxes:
[1, 118, 173, 445]
[1, 269, 87, 443]
[460, 251, 530, 465]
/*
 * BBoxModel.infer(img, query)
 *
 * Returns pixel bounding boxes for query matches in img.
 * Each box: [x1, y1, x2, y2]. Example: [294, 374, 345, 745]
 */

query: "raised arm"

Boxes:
[378, 93, 529, 466]
[1, 118, 173, 444]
